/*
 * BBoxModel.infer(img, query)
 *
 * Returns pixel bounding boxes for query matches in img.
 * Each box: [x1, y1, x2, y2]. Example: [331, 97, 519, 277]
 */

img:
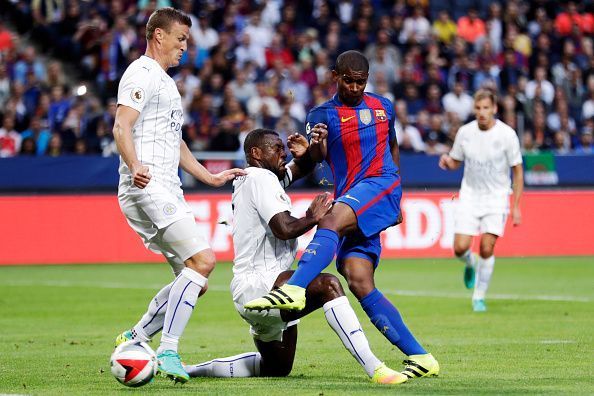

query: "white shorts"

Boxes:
[230, 271, 299, 342]
[119, 185, 209, 260]
[454, 200, 508, 237]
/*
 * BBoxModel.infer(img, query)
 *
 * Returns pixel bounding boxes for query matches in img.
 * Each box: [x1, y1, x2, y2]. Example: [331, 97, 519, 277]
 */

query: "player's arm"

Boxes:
[113, 105, 151, 188]
[438, 153, 463, 170]
[179, 140, 245, 187]
[308, 122, 328, 163]
[511, 164, 524, 226]
[268, 193, 332, 240]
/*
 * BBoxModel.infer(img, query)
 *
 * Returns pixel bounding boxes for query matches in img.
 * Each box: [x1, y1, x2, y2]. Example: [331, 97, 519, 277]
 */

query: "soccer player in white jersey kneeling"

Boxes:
[112, 7, 245, 383]
[184, 128, 408, 384]
[439, 89, 524, 312]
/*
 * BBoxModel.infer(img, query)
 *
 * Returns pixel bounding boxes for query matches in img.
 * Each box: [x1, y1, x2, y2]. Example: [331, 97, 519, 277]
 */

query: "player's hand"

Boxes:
[395, 212, 403, 226]
[438, 154, 450, 170]
[310, 123, 328, 145]
[132, 164, 151, 189]
[210, 168, 247, 187]
[306, 192, 332, 222]
[287, 133, 308, 158]
[512, 207, 522, 226]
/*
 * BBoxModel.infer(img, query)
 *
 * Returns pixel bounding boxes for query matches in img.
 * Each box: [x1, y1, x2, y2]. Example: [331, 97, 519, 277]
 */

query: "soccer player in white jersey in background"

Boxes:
[112, 7, 244, 383]
[439, 88, 524, 312]
[184, 128, 409, 385]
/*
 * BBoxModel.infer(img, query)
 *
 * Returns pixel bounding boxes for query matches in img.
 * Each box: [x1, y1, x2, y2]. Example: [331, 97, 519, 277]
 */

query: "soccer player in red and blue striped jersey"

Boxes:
[245, 50, 439, 379]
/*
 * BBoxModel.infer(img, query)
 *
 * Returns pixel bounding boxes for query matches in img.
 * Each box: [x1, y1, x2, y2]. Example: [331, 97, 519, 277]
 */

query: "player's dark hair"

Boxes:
[146, 7, 191, 40]
[335, 50, 369, 74]
[244, 128, 279, 157]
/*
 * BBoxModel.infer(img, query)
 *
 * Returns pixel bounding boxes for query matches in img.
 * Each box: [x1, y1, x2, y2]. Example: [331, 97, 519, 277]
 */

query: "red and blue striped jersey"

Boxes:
[306, 92, 399, 197]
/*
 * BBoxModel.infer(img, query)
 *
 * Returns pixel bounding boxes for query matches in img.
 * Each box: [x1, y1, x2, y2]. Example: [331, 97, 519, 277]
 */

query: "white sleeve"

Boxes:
[279, 166, 293, 189]
[449, 127, 465, 161]
[117, 66, 156, 113]
[506, 129, 523, 167]
[251, 173, 292, 224]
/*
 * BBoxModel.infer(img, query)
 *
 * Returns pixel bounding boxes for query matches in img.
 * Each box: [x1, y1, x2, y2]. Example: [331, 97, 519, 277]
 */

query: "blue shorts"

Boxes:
[336, 231, 381, 269]
[334, 175, 402, 268]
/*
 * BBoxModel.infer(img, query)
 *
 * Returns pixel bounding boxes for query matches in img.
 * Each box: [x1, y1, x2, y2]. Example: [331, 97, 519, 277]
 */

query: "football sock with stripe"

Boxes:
[132, 281, 173, 341]
[185, 352, 261, 377]
[324, 296, 382, 377]
[360, 288, 427, 356]
[473, 255, 495, 300]
[157, 267, 207, 354]
[287, 229, 339, 288]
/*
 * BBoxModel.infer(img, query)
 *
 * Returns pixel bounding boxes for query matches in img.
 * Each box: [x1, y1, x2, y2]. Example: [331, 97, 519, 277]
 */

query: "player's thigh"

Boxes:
[158, 216, 211, 269]
[335, 176, 402, 237]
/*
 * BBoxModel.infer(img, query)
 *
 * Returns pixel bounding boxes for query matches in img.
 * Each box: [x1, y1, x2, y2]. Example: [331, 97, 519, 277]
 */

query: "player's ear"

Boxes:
[331, 70, 338, 82]
[154, 27, 164, 43]
[251, 146, 263, 160]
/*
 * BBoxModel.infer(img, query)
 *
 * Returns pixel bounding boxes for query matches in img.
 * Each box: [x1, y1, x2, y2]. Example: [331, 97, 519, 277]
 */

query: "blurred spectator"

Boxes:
[432, 10, 457, 45]
[551, 130, 571, 155]
[486, 2, 503, 54]
[0, 63, 10, 108]
[21, 116, 51, 155]
[526, 66, 555, 106]
[0, 114, 21, 157]
[554, 1, 594, 37]
[456, 8, 486, 45]
[521, 131, 540, 154]
[45, 133, 62, 156]
[13, 46, 46, 85]
[443, 81, 474, 123]
[399, 7, 431, 45]
[0, 20, 14, 53]
[20, 137, 37, 155]
[574, 129, 593, 154]
[395, 100, 425, 153]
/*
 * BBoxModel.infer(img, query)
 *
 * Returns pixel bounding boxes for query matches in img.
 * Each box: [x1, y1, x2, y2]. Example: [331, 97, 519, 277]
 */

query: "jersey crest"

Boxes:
[359, 109, 372, 125]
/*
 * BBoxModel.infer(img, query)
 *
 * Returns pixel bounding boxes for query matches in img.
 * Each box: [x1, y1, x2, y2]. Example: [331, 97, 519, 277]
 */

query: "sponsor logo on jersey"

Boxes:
[341, 115, 355, 123]
[359, 109, 372, 125]
[130, 87, 145, 103]
[375, 109, 387, 121]
[163, 203, 177, 215]
[306, 122, 311, 136]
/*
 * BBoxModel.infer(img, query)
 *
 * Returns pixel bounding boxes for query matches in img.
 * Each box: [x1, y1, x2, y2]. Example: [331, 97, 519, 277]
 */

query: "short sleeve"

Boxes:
[251, 172, 292, 224]
[506, 129, 523, 167]
[117, 64, 156, 113]
[383, 97, 397, 145]
[449, 127, 465, 161]
[305, 106, 327, 143]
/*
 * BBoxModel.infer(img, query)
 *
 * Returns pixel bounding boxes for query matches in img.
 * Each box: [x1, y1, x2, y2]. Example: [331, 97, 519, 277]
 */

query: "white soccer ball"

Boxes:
[110, 340, 158, 387]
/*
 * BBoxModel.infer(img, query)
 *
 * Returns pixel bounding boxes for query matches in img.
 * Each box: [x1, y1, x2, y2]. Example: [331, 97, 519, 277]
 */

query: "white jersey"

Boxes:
[231, 167, 297, 277]
[450, 120, 522, 211]
[117, 55, 184, 195]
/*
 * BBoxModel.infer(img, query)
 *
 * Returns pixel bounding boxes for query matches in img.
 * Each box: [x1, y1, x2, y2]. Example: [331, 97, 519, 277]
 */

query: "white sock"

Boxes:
[323, 296, 382, 377]
[184, 352, 262, 378]
[457, 249, 476, 268]
[132, 281, 173, 341]
[157, 267, 207, 354]
[473, 255, 495, 300]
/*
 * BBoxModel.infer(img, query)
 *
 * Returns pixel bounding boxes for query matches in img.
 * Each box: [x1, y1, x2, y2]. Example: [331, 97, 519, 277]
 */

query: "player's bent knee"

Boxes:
[311, 273, 345, 300]
[185, 249, 216, 277]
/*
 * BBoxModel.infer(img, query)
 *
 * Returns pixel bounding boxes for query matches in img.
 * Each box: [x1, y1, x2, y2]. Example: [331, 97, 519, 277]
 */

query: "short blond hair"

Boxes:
[473, 88, 497, 105]
[146, 7, 191, 41]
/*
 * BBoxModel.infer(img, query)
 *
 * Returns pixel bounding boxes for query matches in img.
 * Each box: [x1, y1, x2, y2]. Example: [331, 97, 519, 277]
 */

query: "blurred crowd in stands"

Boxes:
[0, 0, 593, 158]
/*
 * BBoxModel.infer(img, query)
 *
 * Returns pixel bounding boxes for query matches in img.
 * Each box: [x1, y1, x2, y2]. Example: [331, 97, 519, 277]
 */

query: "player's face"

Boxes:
[260, 135, 288, 179]
[334, 68, 368, 107]
[474, 97, 497, 130]
[161, 22, 189, 67]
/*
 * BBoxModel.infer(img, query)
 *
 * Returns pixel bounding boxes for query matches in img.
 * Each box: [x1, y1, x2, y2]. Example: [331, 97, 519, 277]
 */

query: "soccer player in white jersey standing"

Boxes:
[112, 8, 244, 383]
[439, 89, 524, 312]
[184, 128, 409, 384]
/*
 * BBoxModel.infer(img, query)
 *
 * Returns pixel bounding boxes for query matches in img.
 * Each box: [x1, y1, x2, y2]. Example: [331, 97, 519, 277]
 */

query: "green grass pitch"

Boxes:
[1, 257, 592, 395]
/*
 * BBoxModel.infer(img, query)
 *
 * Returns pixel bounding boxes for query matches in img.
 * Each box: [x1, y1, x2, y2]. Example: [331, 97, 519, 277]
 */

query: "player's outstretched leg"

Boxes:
[402, 354, 440, 379]
[185, 352, 262, 377]
[244, 229, 340, 311]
